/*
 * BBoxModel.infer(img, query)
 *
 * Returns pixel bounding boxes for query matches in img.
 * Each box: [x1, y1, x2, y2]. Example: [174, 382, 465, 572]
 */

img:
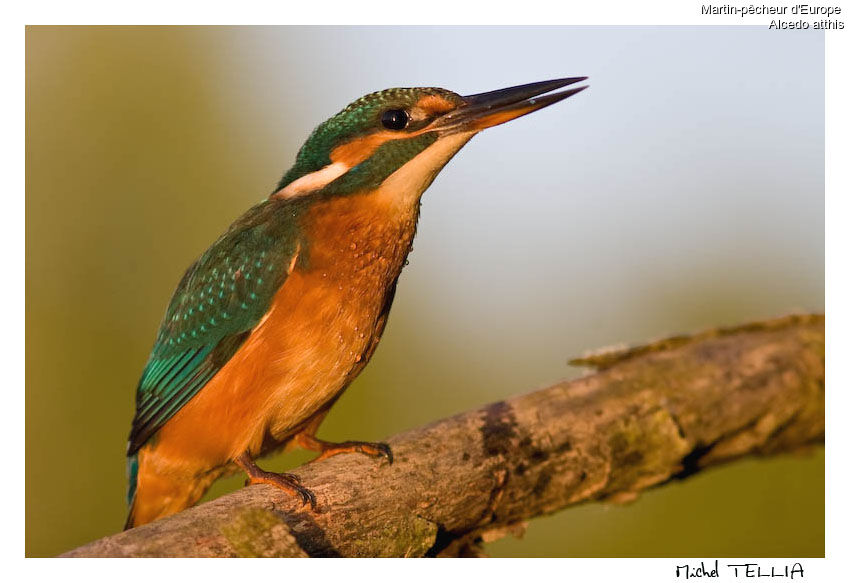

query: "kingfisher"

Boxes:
[125, 77, 588, 529]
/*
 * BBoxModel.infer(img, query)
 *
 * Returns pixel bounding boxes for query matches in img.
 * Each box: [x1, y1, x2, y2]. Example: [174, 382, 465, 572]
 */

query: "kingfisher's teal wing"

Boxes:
[128, 200, 303, 454]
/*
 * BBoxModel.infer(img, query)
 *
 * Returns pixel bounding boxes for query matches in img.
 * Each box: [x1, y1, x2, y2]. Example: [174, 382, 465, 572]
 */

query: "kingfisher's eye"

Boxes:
[381, 109, 409, 130]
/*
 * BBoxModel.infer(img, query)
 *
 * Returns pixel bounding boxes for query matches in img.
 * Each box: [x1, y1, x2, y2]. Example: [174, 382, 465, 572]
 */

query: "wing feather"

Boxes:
[127, 199, 303, 454]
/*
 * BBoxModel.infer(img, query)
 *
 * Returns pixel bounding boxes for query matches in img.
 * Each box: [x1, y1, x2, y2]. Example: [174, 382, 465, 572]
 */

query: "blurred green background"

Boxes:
[26, 26, 824, 557]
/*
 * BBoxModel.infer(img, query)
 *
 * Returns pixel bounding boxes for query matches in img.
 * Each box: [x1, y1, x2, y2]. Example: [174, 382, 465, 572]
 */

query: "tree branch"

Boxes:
[63, 314, 825, 557]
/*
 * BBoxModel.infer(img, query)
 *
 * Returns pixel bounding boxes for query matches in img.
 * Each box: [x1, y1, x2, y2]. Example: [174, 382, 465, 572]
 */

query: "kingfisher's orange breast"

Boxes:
[143, 191, 418, 475]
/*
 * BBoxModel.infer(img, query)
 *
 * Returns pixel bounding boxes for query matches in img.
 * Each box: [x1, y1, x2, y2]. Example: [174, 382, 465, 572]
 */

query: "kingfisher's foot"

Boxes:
[234, 452, 316, 510]
[296, 434, 393, 464]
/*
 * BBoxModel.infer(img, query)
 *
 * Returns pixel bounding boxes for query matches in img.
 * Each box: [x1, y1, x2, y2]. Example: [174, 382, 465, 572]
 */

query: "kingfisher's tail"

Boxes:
[124, 449, 222, 530]
[124, 452, 140, 530]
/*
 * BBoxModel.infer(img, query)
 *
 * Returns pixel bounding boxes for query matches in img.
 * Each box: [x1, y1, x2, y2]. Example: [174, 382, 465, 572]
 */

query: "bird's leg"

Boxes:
[296, 433, 393, 464]
[294, 412, 393, 464]
[234, 452, 316, 509]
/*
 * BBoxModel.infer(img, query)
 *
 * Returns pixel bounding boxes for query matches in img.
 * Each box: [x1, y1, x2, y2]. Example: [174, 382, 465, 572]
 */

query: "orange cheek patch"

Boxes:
[329, 97, 457, 168]
[330, 123, 434, 167]
[330, 131, 399, 166]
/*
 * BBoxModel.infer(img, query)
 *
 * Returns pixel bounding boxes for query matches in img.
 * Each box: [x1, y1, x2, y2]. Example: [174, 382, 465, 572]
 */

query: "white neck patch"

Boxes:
[272, 161, 350, 200]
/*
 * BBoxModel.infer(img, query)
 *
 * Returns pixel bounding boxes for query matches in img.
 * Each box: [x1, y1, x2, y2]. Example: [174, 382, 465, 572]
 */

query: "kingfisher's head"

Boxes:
[274, 77, 588, 204]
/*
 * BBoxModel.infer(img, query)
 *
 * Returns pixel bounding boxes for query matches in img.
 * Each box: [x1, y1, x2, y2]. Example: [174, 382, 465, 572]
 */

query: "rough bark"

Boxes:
[63, 314, 825, 558]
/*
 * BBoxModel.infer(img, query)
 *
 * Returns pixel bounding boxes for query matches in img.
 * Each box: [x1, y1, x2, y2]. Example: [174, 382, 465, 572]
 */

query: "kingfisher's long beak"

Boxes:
[434, 77, 588, 133]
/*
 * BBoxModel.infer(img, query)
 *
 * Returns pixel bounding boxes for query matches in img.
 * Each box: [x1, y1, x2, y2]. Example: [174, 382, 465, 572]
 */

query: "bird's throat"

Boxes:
[293, 132, 476, 306]
[372, 130, 476, 210]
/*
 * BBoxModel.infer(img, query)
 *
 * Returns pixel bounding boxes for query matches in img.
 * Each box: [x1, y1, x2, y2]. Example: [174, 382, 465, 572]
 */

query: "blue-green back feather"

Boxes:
[127, 198, 305, 454]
